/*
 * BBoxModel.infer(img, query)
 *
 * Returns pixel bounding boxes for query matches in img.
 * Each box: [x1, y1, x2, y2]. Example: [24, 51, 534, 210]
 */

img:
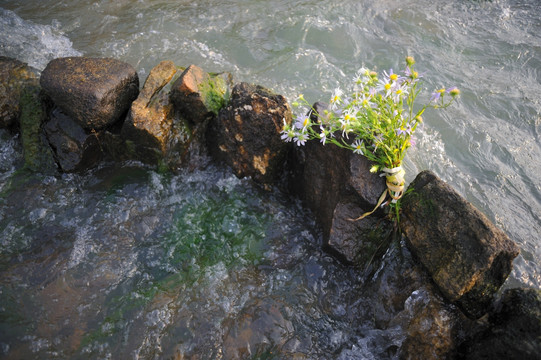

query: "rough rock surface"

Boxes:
[44, 107, 102, 172]
[170, 64, 231, 124]
[40, 57, 139, 130]
[457, 287, 541, 360]
[0, 56, 40, 129]
[207, 82, 292, 187]
[121, 60, 191, 169]
[400, 170, 520, 319]
[327, 199, 392, 269]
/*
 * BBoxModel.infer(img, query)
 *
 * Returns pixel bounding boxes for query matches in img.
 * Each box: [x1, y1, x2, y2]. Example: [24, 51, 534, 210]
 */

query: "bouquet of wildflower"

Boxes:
[281, 56, 459, 220]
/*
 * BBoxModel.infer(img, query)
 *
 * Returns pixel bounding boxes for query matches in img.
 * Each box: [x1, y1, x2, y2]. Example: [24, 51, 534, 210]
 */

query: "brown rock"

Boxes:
[207, 82, 292, 187]
[0, 56, 39, 129]
[40, 57, 139, 130]
[121, 60, 192, 169]
[400, 170, 520, 319]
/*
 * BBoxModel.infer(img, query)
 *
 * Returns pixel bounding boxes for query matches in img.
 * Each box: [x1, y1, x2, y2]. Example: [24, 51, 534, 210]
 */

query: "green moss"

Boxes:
[19, 87, 57, 173]
[198, 74, 230, 115]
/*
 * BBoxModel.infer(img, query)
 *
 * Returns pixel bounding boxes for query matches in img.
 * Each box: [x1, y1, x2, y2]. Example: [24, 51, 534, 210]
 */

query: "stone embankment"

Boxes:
[1, 55, 537, 359]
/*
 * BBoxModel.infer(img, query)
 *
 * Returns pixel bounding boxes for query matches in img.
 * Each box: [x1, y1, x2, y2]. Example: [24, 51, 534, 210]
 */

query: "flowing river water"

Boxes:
[0, 0, 540, 358]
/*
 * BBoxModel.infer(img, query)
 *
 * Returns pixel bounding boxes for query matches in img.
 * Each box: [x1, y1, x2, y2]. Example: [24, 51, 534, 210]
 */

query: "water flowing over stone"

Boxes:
[207, 82, 292, 188]
[40, 57, 139, 130]
[400, 170, 520, 319]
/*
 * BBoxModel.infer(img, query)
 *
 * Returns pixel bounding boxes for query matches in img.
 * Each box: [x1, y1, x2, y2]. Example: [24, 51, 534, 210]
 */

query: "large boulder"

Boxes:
[121, 60, 191, 170]
[44, 107, 102, 172]
[40, 57, 139, 130]
[0, 56, 39, 129]
[207, 82, 292, 188]
[458, 287, 541, 359]
[400, 170, 520, 319]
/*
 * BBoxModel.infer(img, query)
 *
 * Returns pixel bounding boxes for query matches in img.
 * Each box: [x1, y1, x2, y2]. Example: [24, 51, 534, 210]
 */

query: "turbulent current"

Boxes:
[1, 0, 540, 358]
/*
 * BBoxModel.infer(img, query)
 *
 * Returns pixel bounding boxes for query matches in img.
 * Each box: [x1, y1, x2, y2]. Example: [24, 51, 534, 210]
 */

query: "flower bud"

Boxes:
[415, 115, 423, 123]
[449, 88, 460, 97]
[406, 56, 415, 66]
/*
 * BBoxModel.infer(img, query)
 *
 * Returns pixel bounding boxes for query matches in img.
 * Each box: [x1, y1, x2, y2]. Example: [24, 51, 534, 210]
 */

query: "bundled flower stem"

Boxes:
[281, 56, 459, 221]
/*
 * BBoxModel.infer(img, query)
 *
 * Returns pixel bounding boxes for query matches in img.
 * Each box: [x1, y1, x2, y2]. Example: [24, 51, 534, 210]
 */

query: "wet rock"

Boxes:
[0, 56, 40, 129]
[40, 57, 139, 130]
[121, 60, 192, 170]
[44, 107, 102, 172]
[170, 64, 231, 124]
[207, 82, 292, 188]
[400, 170, 520, 319]
[458, 287, 541, 360]
[19, 86, 57, 173]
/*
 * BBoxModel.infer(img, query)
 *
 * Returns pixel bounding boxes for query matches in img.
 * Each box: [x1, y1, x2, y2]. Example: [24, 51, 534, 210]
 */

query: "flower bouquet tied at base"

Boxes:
[282, 56, 460, 221]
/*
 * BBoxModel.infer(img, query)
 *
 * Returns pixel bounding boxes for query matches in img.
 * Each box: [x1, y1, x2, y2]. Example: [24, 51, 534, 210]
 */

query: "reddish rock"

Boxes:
[121, 60, 192, 169]
[40, 57, 139, 130]
[170, 64, 231, 124]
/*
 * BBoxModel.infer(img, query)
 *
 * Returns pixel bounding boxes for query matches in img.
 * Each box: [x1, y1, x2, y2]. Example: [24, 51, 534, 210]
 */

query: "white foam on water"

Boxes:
[0, 8, 82, 70]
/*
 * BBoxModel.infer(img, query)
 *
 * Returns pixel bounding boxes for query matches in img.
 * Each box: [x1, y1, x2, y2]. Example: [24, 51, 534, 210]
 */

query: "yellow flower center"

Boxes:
[303, 117, 309, 127]
[385, 83, 391, 91]
[390, 74, 398, 81]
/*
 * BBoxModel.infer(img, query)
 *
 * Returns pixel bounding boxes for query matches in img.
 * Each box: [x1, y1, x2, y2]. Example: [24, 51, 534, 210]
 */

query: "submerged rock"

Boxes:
[40, 57, 139, 130]
[400, 170, 520, 319]
[0, 56, 40, 129]
[207, 82, 292, 188]
[121, 60, 191, 170]
[222, 299, 295, 359]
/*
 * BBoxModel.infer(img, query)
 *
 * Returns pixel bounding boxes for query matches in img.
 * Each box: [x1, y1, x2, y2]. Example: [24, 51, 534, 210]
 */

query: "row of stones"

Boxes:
[1, 55, 535, 358]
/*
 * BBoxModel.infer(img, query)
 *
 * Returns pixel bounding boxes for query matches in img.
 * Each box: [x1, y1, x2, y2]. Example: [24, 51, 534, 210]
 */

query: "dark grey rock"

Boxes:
[44, 107, 102, 172]
[458, 287, 541, 360]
